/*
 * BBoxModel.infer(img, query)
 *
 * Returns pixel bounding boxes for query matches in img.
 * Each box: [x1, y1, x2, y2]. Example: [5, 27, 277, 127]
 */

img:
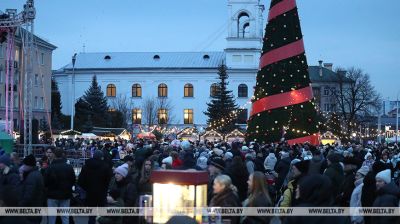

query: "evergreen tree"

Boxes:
[81, 75, 109, 127]
[74, 98, 92, 132]
[204, 64, 238, 134]
[51, 79, 63, 129]
[108, 110, 124, 128]
[246, 0, 319, 144]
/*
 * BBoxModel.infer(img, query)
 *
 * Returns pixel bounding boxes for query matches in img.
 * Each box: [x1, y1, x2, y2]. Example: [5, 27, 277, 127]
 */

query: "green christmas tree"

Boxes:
[247, 0, 319, 144]
[51, 79, 63, 129]
[81, 75, 109, 128]
[74, 98, 93, 132]
[204, 64, 238, 134]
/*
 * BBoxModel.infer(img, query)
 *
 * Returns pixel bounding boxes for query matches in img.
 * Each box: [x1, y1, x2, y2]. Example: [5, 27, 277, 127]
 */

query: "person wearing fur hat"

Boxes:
[18, 154, 44, 224]
[362, 152, 375, 170]
[323, 153, 344, 205]
[350, 166, 369, 224]
[0, 154, 19, 193]
[372, 169, 400, 224]
[108, 165, 138, 224]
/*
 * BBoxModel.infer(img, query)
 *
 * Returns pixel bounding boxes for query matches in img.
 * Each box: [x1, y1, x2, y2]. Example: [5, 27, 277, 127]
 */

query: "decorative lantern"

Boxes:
[150, 170, 208, 224]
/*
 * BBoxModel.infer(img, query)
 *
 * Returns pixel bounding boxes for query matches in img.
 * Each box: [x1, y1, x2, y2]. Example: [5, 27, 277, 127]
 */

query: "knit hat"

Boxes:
[375, 169, 391, 184]
[327, 153, 341, 164]
[224, 152, 233, 160]
[196, 156, 208, 170]
[280, 151, 290, 159]
[162, 156, 173, 165]
[180, 140, 191, 150]
[209, 157, 225, 170]
[364, 152, 372, 160]
[114, 166, 128, 178]
[241, 146, 249, 151]
[23, 154, 36, 167]
[0, 153, 11, 166]
[356, 166, 370, 176]
[293, 160, 310, 174]
[213, 148, 224, 157]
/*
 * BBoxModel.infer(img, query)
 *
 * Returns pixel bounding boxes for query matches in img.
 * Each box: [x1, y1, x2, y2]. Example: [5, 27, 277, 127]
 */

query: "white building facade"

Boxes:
[53, 0, 343, 129]
[54, 0, 264, 128]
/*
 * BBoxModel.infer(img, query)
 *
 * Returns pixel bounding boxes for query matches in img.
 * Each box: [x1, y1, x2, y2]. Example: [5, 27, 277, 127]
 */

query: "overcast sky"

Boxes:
[2, 0, 400, 100]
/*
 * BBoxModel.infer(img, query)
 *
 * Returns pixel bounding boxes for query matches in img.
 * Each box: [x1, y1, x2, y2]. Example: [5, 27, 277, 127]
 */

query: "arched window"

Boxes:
[132, 109, 142, 124]
[132, 83, 142, 97]
[210, 83, 219, 97]
[158, 83, 168, 97]
[237, 12, 250, 38]
[106, 84, 116, 97]
[184, 83, 193, 97]
[238, 84, 248, 97]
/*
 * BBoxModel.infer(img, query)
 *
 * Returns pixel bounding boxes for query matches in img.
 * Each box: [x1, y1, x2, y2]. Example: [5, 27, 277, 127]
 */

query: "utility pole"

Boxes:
[70, 53, 77, 130]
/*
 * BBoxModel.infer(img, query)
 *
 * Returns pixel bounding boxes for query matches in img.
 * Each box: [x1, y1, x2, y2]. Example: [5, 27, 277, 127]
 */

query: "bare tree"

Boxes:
[110, 94, 134, 128]
[156, 97, 176, 126]
[142, 97, 158, 126]
[334, 67, 381, 136]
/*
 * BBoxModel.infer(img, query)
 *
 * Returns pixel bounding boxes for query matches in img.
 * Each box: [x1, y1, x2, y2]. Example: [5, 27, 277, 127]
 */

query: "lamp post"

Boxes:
[70, 53, 77, 130]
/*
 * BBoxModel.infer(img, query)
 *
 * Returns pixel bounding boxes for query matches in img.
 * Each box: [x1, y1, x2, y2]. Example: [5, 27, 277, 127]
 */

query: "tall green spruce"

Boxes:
[75, 75, 109, 131]
[204, 64, 238, 134]
[51, 79, 63, 129]
[246, 0, 319, 143]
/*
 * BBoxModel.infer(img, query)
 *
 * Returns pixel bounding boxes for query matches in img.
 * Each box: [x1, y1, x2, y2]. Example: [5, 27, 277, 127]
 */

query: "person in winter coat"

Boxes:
[78, 150, 112, 224]
[362, 152, 374, 170]
[350, 166, 369, 224]
[275, 151, 291, 192]
[339, 157, 358, 207]
[209, 175, 241, 224]
[264, 151, 277, 171]
[323, 153, 344, 204]
[18, 154, 45, 224]
[44, 148, 76, 224]
[225, 156, 249, 203]
[0, 185, 31, 224]
[361, 161, 386, 224]
[372, 169, 400, 224]
[307, 149, 326, 175]
[0, 154, 20, 192]
[207, 157, 226, 204]
[379, 149, 392, 171]
[138, 158, 154, 195]
[171, 151, 183, 169]
[245, 153, 255, 175]
[109, 165, 138, 224]
[241, 171, 272, 224]
[283, 175, 346, 224]
[280, 160, 309, 207]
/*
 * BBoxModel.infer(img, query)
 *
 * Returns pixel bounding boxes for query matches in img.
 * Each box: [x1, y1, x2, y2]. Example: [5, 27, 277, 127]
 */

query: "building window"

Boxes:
[210, 83, 219, 97]
[330, 104, 336, 112]
[184, 83, 193, 97]
[244, 55, 254, 63]
[106, 84, 116, 97]
[108, 108, 116, 112]
[324, 103, 330, 112]
[237, 12, 250, 38]
[41, 75, 44, 86]
[0, 70, 3, 83]
[237, 109, 248, 124]
[158, 109, 167, 124]
[14, 94, 18, 108]
[238, 84, 248, 97]
[34, 96, 38, 109]
[323, 87, 330, 96]
[184, 109, 193, 124]
[330, 87, 336, 96]
[34, 74, 39, 85]
[132, 84, 142, 97]
[158, 83, 167, 97]
[232, 55, 242, 62]
[40, 97, 44, 109]
[132, 109, 142, 124]
[41, 53, 44, 65]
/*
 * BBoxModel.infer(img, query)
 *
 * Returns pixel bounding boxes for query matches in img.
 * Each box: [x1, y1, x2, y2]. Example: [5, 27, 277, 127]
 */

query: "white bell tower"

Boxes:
[225, 0, 265, 69]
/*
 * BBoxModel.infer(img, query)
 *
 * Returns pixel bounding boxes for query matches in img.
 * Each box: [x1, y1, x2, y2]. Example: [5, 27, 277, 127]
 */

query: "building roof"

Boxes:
[15, 28, 57, 50]
[308, 66, 351, 83]
[61, 52, 225, 70]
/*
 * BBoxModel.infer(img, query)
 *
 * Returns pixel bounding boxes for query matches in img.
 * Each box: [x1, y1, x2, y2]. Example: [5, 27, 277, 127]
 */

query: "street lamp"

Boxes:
[70, 53, 77, 131]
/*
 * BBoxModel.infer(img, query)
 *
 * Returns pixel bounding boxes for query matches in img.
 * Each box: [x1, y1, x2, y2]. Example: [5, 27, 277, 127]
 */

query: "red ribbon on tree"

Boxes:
[268, 0, 297, 22]
[250, 86, 313, 117]
[287, 133, 320, 145]
[259, 39, 305, 69]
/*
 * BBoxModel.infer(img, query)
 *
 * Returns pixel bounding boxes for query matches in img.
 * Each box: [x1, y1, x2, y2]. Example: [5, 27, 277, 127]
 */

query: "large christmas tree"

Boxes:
[247, 0, 319, 144]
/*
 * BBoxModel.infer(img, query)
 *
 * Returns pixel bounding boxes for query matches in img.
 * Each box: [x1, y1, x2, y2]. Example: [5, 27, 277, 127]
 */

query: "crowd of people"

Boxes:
[0, 137, 400, 224]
